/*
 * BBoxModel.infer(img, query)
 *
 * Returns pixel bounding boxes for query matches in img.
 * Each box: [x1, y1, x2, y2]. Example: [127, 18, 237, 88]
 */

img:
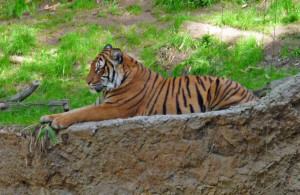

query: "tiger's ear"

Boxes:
[112, 49, 123, 65]
[103, 44, 113, 50]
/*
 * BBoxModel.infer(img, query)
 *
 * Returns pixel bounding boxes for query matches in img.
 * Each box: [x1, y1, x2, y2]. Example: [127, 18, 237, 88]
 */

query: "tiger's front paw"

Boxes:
[40, 115, 55, 124]
[51, 117, 74, 130]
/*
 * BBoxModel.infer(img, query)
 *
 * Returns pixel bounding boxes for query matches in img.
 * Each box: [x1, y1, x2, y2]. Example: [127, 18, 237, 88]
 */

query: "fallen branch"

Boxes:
[0, 99, 70, 112]
[9, 80, 40, 102]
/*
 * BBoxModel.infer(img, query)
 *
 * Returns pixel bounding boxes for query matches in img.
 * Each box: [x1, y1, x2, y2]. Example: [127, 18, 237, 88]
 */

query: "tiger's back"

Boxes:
[100, 64, 258, 117]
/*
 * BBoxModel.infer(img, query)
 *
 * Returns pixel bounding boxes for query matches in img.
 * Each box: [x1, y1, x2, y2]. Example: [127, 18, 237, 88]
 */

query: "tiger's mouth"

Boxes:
[89, 84, 105, 94]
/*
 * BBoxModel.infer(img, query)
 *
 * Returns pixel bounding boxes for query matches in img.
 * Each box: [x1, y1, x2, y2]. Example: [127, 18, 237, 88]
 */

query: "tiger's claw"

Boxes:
[40, 116, 52, 124]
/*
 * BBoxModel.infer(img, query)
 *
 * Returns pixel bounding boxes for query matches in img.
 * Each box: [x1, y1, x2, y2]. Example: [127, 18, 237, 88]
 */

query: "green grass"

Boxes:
[72, 0, 98, 10]
[205, 0, 299, 32]
[0, 0, 299, 125]
[0, 25, 37, 55]
[108, 0, 122, 16]
[281, 45, 300, 58]
[126, 4, 143, 15]
[1, 106, 57, 125]
[3, 0, 32, 19]
[172, 35, 297, 89]
[155, 0, 218, 12]
[97, 0, 123, 17]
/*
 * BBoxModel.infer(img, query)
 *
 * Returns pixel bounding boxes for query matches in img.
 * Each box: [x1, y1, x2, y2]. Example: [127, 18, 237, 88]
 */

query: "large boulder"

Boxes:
[1, 74, 300, 194]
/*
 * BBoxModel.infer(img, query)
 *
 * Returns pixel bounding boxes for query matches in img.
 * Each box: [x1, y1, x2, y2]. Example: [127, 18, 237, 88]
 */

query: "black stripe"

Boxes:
[241, 88, 245, 96]
[177, 77, 182, 95]
[120, 69, 151, 106]
[207, 88, 211, 106]
[211, 83, 239, 110]
[119, 56, 123, 64]
[130, 107, 140, 117]
[212, 79, 222, 106]
[172, 77, 176, 97]
[105, 98, 124, 104]
[148, 73, 159, 96]
[149, 78, 168, 115]
[120, 72, 130, 85]
[196, 76, 206, 91]
[209, 77, 213, 83]
[182, 88, 187, 107]
[213, 79, 220, 103]
[146, 73, 160, 108]
[129, 88, 149, 109]
[219, 80, 233, 100]
[185, 76, 191, 98]
[106, 91, 126, 99]
[112, 70, 116, 82]
[219, 93, 248, 110]
[250, 94, 256, 101]
[163, 80, 171, 115]
[189, 105, 194, 113]
[106, 62, 110, 77]
[224, 86, 241, 101]
[245, 92, 252, 102]
[195, 84, 205, 112]
[176, 94, 182, 114]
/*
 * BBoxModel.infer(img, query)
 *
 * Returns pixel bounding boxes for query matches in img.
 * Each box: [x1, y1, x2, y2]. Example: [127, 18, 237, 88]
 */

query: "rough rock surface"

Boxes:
[1, 74, 300, 194]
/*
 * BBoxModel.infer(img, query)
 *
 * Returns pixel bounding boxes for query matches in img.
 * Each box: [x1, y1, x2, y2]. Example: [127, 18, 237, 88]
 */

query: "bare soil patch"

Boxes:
[262, 22, 300, 69]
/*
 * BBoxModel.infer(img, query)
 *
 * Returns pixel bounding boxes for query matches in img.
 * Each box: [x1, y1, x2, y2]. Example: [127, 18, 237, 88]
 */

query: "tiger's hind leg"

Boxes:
[204, 78, 258, 111]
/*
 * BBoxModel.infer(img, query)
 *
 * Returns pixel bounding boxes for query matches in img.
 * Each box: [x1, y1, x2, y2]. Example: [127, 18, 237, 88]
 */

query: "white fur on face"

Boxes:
[89, 85, 98, 94]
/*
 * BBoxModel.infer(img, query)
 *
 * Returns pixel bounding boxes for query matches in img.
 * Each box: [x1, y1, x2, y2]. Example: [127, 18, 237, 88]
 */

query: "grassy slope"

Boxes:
[0, 0, 299, 125]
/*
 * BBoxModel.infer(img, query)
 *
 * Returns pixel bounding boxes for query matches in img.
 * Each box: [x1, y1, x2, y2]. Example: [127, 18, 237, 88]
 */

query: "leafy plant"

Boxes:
[39, 125, 59, 146]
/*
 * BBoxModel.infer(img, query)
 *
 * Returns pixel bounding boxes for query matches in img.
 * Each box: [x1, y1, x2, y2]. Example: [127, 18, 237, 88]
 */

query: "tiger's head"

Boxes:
[86, 44, 126, 94]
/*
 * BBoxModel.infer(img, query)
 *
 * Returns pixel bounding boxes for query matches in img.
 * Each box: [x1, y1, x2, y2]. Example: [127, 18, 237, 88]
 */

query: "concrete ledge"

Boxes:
[1, 74, 300, 194]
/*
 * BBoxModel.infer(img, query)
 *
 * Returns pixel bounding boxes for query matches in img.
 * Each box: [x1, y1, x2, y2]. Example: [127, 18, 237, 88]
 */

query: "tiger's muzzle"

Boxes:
[89, 83, 105, 93]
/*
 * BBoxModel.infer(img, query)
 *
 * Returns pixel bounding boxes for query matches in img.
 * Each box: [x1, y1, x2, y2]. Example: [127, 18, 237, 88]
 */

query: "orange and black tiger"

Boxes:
[40, 44, 258, 129]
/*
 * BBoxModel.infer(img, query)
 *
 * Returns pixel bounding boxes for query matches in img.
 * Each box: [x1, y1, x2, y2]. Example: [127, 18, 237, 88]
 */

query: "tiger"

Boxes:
[40, 44, 258, 130]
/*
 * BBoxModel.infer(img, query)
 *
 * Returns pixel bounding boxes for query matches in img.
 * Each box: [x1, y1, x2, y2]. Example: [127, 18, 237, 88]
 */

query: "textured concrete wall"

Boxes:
[1, 74, 300, 195]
